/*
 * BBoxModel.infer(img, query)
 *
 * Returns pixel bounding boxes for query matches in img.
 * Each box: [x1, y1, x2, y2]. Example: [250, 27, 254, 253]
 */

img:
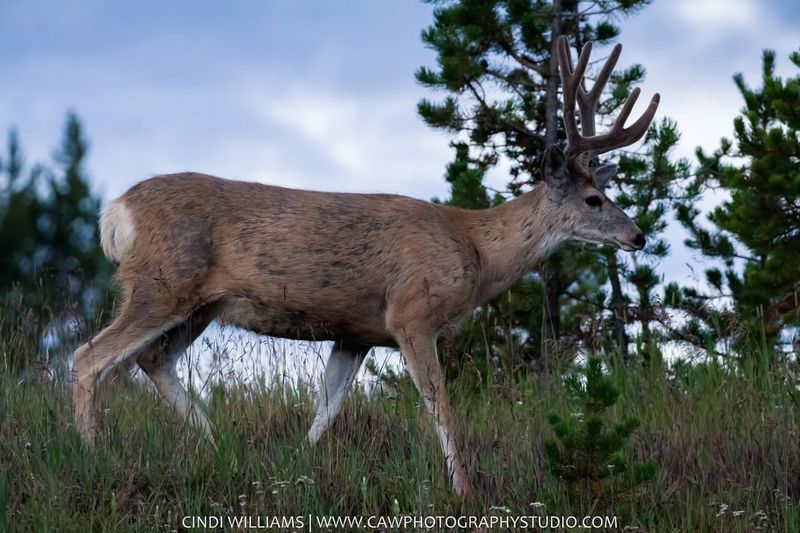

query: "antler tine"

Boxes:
[557, 36, 592, 157]
[557, 35, 660, 161]
[613, 87, 642, 135]
[585, 92, 661, 156]
[576, 43, 621, 138]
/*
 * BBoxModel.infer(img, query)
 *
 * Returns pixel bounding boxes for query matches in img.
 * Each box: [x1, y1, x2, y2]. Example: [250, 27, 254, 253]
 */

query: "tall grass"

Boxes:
[1, 316, 798, 531]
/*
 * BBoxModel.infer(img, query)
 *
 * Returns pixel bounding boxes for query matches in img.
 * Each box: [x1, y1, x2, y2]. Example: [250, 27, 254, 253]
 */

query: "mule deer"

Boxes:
[73, 36, 659, 497]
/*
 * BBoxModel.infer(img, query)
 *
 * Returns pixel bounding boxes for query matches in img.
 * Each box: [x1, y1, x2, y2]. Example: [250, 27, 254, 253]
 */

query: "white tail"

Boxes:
[73, 37, 659, 498]
[98, 200, 136, 264]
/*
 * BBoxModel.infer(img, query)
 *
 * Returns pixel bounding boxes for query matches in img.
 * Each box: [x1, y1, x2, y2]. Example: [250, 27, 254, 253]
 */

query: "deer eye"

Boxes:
[585, 195, 603, 208]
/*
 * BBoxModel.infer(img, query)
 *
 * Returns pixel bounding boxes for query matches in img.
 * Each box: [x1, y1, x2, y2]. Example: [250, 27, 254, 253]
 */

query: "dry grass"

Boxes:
[1, 337, 798, 532]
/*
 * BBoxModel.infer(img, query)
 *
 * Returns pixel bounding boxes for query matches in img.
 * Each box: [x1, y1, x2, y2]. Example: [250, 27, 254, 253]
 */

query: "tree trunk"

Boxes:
[540, 263, 561, 369]
[544, 0, 562, 146]
[606, 251, 629, 361]
[540, 0, 563, 368]
[638, 286, 652, 363]
[639, 292, 651, 345]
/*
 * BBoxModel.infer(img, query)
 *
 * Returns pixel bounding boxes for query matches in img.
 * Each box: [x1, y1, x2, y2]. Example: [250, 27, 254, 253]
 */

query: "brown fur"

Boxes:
[74, 36, 658, 499]
[72, 170, 644, 498]
[103, 173, 565, 347]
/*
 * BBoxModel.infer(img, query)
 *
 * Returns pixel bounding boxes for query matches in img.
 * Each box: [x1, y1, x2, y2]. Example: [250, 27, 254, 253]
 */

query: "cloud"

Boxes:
[260, 90, 370, 176]
[252, 86, 452, 198]
[617, 2, 800, 162]
[3, 0, 799, 296]
[672, 0, 757, 29]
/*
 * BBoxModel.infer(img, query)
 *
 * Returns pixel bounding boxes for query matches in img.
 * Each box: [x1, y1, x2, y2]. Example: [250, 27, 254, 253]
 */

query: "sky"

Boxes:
[1, 0, 799, 294]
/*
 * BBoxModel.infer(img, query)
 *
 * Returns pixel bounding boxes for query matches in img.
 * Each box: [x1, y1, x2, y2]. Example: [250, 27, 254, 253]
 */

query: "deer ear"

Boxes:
[592, 163, 618, 190]
[543, 145, 568, 189]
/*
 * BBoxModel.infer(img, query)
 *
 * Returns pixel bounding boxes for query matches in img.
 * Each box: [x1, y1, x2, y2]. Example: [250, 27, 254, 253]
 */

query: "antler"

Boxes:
[557, 35, 660, 162]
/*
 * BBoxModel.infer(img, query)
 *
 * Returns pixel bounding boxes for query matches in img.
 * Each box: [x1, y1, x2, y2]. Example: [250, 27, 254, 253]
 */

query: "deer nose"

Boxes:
[633, 233, 646, 249]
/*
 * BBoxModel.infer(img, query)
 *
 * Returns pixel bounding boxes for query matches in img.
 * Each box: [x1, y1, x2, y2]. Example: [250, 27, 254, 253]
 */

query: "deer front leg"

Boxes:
[395, 326, 472, 498]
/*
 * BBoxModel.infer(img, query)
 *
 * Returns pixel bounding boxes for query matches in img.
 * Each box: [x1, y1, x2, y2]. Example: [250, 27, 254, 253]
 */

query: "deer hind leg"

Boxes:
[307, 342, 369, 443]
[395, 325, 473, 499]
[73, 310, 188, 445]
[137, 304, 218, 443]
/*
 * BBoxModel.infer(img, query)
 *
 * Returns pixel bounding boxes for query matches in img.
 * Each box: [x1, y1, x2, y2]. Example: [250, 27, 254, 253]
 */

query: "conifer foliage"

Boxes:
[544, 357, 655, 504]
[672, 49, 800, 352]
[417, 0, 688, 366]
[0, 113, 108, 370]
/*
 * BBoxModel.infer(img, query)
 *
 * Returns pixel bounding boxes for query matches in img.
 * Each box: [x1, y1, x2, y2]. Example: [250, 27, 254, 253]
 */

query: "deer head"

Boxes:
[544, 36, 660, 252]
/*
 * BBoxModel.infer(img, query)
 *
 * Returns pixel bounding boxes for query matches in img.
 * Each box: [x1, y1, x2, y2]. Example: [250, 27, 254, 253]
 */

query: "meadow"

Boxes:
[1, 310, 798, 532]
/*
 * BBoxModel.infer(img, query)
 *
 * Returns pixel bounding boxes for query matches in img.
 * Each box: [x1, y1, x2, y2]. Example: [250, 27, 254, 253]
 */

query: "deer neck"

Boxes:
[469, 185, 565, 301]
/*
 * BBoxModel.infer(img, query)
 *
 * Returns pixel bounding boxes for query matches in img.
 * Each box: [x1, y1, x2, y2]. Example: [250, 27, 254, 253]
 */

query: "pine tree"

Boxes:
[42, 112, 109, 317]
[436, 142, 495, 209]
[590, 118, 690, 360]
[0, 130, 47, 308]
[0, 114, 109, 370]
[418, 0, 679, 370]
[673, 49, 800, 354]
[545, 356, 655, 505]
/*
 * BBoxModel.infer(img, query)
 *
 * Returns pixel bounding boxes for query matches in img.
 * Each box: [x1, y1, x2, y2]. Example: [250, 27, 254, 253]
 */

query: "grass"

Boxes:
[1, 339, 798, 532]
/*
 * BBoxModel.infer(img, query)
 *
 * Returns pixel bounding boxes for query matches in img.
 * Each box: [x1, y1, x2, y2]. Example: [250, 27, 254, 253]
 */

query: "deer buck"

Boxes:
[73, 36, 658, 498]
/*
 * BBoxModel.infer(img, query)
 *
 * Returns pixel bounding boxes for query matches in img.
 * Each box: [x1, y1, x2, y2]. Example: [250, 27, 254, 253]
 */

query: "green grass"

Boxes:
[1, 351, 798, 531]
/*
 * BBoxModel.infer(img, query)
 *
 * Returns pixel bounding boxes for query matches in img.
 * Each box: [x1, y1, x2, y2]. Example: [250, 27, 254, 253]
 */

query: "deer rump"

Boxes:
[102, 172, 482, 348]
